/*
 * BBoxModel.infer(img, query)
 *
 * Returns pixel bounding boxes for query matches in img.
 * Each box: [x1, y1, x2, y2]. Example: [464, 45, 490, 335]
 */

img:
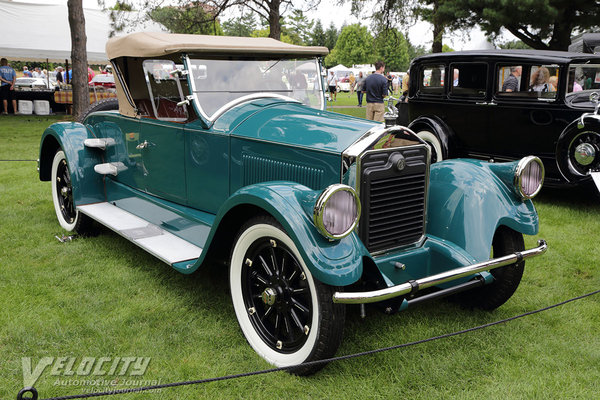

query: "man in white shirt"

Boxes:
[327, 71, 338, 101]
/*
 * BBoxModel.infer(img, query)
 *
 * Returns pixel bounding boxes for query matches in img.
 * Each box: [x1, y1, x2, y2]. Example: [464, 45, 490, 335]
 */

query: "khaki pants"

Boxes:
[366, 102, 385, 122]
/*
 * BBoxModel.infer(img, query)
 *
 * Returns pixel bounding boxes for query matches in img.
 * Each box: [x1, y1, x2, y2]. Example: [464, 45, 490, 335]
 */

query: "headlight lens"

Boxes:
[515, 156, 544, 200]
[314, 184, 361, 239]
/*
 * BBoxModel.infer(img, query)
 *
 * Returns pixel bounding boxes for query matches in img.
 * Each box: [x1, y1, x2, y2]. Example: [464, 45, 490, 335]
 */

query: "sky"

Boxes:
[11, 0, 508, 50]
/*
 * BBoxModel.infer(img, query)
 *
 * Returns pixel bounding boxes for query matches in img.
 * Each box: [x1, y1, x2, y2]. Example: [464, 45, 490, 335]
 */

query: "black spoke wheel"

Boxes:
[51, 150, 95, 234]
[242, 236, 313, 353]
[456, 226, 525, 310]
[230, 216, 345, 375]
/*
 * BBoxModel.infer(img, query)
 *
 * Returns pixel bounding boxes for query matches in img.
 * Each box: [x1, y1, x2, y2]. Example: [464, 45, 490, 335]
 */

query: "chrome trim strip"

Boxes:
[332, 239, 548, 304]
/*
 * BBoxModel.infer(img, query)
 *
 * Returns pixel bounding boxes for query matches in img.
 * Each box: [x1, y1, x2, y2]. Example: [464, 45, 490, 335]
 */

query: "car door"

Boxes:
[489, 63, 563, 159]
[441, 62, 492, 156]
[137, 59, 189, 203]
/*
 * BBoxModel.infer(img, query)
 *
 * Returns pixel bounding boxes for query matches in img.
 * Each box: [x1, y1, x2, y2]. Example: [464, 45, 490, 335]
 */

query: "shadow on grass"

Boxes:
[536, 183, 600, 209]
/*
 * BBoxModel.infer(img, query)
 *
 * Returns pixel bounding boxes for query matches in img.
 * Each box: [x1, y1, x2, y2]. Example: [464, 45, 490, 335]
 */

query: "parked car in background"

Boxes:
[89, 74, 115, 89]
[337, 76, 351, 92]
[39, 33, 547, 375]
[398, 50, 600, 190]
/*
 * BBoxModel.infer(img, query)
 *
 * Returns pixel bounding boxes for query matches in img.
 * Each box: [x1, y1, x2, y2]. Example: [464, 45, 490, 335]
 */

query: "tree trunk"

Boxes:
[431, 0, 443, 53]
[267, 0, 281, 40]
[67, 0, 88, 120]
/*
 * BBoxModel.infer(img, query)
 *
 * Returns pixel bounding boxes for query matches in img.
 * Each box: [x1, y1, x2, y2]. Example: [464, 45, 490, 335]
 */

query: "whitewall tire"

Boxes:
[416, 130, 444, 163]
[229, 216, 345, 375]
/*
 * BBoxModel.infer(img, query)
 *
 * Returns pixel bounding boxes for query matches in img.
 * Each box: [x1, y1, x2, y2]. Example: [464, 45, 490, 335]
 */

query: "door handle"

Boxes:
[136, 140, 149, 149]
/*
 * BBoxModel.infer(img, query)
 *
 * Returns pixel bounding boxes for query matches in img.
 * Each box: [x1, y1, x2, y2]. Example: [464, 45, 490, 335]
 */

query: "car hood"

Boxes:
[214, 99, 378, 154]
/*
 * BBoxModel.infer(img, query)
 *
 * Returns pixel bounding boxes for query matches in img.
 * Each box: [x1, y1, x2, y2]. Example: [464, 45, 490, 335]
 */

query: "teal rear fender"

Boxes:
[427, 159, 539, 262]
[39, 122, 105, 205]
[191, 181, 369, 286]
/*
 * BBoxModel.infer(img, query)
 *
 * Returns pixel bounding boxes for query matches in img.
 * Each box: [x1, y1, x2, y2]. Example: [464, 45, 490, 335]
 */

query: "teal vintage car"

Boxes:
[39, 32, 547, 375]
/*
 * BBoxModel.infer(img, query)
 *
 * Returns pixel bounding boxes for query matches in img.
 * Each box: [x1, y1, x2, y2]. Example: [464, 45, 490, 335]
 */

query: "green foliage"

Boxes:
[310, 20, 327, 47]
[374, 28, 411, 72]
[499, 40, 532, 50]
[222, 13, 257, 37]
[325, 24, 373, 68]
[250, 29, 296, 45]
[441, 44, 454, 52]
[437, 0, 600, 50]
[324, 22, 339, 51]
[148, 3, 222, 35]
[285, 10, 314, 45]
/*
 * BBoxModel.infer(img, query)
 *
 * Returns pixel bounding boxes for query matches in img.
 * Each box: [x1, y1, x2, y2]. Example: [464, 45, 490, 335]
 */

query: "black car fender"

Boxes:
[407, 116, 456, 160]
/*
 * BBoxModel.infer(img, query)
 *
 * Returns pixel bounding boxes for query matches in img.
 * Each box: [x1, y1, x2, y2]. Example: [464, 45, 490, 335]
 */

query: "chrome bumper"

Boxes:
[332, 239, 548, 304]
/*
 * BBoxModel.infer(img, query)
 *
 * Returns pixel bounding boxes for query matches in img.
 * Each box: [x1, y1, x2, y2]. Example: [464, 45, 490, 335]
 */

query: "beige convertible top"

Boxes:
[106, 32, 329, 59]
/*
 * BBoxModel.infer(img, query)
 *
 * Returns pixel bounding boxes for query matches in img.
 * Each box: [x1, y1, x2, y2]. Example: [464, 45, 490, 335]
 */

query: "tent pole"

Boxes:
[46, 58, 49, 88]
[65, 59, 69, 84]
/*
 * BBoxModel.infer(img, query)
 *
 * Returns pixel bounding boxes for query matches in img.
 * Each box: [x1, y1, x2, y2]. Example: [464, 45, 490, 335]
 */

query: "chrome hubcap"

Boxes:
[574, 143, 596, 166]
[261, 287, 277, 306]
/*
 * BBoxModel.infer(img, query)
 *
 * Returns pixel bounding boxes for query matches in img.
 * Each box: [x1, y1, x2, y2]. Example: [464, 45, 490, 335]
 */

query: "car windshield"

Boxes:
[567, 64, 600, 93]
[186, 57, 324, 120]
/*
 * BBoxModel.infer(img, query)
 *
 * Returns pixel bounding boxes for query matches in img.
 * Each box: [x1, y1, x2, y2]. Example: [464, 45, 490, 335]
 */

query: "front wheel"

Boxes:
[457, 226, 525, 310]
[51, 150, 95, 234]
[229, 216, 345, 375]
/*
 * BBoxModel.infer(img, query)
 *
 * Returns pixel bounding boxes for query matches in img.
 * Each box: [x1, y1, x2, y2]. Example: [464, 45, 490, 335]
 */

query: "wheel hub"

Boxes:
[574, 142, 596, 166]
[261, 287, 277, 306]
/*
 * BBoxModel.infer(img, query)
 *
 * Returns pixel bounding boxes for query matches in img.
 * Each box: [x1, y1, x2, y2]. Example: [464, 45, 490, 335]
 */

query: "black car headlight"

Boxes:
[313, 184, 361, 239]
[514, 156, 544, 200]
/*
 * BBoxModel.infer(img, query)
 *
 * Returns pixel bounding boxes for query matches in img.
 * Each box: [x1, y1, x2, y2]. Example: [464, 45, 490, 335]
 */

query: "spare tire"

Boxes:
[556, 118, 600, 183]
[78, 98, 119, 123]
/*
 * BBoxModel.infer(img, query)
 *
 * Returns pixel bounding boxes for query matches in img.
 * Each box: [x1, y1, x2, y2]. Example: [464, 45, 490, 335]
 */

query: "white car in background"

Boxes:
[14, 77, 56, 90]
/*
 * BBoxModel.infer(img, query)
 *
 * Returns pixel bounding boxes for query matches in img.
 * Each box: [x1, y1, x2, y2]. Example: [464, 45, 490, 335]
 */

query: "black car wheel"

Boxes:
[51, 150, 95, 234]
[229, 216, 345, 375]
[556, 119, 600, 183]
[457, 226, 525, 310]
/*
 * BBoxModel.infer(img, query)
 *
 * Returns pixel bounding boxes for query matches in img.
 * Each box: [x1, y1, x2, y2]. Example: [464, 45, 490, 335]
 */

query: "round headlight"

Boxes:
[314, 184, 361, 239]
[514, 156, 545, 200]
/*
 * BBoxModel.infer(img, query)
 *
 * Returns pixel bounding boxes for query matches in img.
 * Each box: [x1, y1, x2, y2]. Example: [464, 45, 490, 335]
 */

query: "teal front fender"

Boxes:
[427, 159, 539, 262]
[39, 122, 105, 206]
[189, 182, 369, 286]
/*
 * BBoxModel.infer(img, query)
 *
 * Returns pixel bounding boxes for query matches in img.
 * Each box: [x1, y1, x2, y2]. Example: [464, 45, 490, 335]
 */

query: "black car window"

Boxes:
[420, 65, 445, 95]
[496, 64, 559, 101]
[449, 63, 487, 98]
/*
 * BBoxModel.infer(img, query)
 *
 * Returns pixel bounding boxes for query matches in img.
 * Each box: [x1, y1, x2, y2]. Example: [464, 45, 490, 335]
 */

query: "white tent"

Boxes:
[0, 0, 166, 63]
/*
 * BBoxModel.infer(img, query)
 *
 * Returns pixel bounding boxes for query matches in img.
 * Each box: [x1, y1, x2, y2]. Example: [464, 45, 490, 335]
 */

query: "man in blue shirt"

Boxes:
[0, 58, 17, 114]
[364, 60, 388, 122]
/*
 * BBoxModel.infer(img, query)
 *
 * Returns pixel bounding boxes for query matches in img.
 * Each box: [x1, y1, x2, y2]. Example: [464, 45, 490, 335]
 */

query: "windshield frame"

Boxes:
[183, 54, 326, 126]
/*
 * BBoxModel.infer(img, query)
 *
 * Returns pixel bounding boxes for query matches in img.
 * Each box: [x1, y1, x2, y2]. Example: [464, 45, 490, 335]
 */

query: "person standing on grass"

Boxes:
[355, 71, 366, 107]
[364, 61, 388, 122]
[0, 58, 17, 115]
[327, 71, 338, 101]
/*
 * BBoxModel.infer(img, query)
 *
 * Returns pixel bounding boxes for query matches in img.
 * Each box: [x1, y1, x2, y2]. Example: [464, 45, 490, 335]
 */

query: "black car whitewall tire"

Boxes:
[51, 150, 94, 233]
[230, 216, 345, 375]
[416, 129, 444, 163]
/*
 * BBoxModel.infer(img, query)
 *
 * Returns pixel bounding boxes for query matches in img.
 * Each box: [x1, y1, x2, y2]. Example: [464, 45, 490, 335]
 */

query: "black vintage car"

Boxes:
[397, 50, 600, 189]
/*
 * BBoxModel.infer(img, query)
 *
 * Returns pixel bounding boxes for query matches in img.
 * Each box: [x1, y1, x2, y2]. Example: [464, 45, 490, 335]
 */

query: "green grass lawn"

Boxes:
[1, 115, 599, 399]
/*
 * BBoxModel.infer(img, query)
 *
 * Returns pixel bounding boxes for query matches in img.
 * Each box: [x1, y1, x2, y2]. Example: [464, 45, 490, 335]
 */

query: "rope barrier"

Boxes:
[17, 288, 600, 400]
[0, 159, 37, 162]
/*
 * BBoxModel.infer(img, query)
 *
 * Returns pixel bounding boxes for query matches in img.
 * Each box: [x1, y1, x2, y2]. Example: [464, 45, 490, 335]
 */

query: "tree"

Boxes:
[222, 12, 257, 36]
[374, 28, 411, 71]
[438, 0, 600, 50]
[285, 9, 314, 45]
[324, 21, 339, 50]
[310, 19, 326, 47]
[148, 3, 222, 35]
[67, 0, 88, 120]
[325, 24, 373, 67]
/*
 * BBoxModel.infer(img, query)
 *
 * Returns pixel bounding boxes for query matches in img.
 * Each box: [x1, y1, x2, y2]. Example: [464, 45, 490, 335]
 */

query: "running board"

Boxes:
[78, 202, 202, 267]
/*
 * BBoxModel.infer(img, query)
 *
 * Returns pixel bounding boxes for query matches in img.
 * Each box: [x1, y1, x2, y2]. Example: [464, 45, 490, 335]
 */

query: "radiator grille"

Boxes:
[243, 154, 324, 189]
[358, 146, 428, 253]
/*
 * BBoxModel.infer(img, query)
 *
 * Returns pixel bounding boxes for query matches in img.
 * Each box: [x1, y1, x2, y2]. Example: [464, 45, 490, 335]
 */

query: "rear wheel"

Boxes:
[229, 216, 345, 375]
[458, 226, 525, 310]
[51, 150, 95, 234]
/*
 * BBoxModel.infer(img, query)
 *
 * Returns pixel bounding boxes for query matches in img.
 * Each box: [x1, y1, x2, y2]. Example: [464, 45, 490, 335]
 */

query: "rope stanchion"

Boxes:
[18, 289, 600, 400]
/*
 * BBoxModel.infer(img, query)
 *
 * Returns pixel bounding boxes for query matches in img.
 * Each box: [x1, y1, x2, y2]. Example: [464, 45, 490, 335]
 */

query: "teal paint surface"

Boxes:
[427, 158, 539, 262]
[39, 122, 105, 205]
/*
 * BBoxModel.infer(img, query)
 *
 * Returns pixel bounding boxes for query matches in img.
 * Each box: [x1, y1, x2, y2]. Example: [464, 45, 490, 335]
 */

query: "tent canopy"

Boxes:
[0, 0, 165, 63]
[329, 64, 351, 72]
